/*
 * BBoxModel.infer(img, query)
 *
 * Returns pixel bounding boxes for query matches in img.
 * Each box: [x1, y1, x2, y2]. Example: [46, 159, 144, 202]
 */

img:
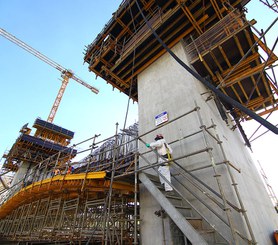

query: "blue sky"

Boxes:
[0, 1, 277, 196]
[0, 0, 138, 158]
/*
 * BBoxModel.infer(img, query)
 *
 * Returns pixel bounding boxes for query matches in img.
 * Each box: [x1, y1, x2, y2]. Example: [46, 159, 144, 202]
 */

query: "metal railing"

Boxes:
[0, 104, 257, 244]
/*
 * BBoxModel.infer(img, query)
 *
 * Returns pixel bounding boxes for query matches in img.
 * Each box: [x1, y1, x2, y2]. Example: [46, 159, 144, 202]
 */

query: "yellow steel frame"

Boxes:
[0, 171, 134, 219]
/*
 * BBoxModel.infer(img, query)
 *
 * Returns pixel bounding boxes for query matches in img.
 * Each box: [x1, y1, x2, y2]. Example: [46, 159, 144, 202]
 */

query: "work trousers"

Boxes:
[158, 156, 173, 191]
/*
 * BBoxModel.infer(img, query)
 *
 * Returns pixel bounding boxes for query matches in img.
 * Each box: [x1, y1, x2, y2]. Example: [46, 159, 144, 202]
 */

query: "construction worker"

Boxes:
[146, 134, 173, 192]
[67, 165, 74, 174]
[53, 168, 60, 176]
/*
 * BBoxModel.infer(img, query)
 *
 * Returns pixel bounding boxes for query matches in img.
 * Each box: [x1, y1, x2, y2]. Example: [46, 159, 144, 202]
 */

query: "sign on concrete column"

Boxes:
[155, 111, 169, 126]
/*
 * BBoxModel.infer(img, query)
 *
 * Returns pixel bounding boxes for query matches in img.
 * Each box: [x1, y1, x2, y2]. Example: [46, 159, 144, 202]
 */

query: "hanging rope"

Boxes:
[122, 1, 138, 131]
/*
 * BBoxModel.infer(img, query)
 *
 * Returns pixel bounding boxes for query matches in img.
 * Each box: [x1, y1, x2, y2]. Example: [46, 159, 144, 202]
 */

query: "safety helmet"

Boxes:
[155, 134, 164, 141]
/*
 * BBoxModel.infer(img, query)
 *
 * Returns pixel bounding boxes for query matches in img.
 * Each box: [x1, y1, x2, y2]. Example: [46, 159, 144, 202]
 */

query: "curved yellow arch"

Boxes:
[0, 172, 134, 219]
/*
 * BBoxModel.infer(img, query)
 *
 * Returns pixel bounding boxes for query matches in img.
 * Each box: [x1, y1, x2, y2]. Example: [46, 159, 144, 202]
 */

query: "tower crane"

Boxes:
[0, 28, 99, 123]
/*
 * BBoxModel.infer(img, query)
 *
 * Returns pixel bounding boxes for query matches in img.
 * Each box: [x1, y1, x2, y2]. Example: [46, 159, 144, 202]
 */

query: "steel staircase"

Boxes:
[139, 172, 229, 245]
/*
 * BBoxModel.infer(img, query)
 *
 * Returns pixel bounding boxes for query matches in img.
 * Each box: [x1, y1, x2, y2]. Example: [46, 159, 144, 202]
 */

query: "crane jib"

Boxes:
[0, 27, 99, 122]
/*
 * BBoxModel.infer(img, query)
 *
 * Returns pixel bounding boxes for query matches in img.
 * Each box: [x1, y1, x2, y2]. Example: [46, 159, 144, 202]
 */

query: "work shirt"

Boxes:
[150, 139, 173, 156]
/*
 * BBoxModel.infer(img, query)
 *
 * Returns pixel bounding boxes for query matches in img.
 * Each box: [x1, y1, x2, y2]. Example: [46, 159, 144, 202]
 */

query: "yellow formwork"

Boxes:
[0, 171, 134, 219]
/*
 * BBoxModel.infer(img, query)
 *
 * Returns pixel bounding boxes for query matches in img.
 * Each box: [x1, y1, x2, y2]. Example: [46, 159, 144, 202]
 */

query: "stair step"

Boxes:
[139, 172, 208, 244]
[186, 217, 203, 220]
[150, 178, 160, 184]
[198, 229, 217, 244]
[186, 217, 203, 230]
[141, 172, 230, 245]
[165, 194, 181, 200]
[198, 229, 215, 234]
[156, 185, 164, 190]
[175, 205, 191, 210]
[144, 173, 159, 182]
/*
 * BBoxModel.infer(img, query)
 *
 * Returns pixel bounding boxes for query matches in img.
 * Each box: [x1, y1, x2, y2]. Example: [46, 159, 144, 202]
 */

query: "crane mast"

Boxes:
[0, 28, 99, 123]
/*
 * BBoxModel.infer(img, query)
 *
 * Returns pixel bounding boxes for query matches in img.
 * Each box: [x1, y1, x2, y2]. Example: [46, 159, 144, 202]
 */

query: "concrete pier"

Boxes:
[138, 41, 278, 244]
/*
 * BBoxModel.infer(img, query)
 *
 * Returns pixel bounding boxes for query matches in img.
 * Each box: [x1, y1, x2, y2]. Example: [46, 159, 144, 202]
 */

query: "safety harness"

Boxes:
[163, 143, 173, 165]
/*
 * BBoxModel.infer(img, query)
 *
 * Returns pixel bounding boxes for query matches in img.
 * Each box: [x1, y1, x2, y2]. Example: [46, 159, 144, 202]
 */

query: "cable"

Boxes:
[134, 0, 278, 134]
[122, 2, 138, 132]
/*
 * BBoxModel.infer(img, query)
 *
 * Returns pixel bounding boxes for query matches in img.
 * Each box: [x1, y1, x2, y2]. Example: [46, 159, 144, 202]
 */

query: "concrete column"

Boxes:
[11, 161, 29, 187]
[138, 41, 278, 244]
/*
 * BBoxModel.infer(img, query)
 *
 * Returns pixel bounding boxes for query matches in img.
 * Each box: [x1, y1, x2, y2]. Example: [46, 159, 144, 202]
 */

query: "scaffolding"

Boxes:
[259, 0, 278, 13]
[1, 118, 77, 175]
[0, 123, 140, 244]
[138, 104, 257, 244]
[0, 0, 277, 243]
[257, 161, 278, 209]
[1, 103, 273, 244]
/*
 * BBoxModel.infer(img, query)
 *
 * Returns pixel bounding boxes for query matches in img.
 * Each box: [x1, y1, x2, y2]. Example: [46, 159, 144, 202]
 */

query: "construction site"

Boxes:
[0, 0, 278, 244]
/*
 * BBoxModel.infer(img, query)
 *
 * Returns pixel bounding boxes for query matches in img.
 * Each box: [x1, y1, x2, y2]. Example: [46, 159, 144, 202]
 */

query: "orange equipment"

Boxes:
[274, 230, 278, 244]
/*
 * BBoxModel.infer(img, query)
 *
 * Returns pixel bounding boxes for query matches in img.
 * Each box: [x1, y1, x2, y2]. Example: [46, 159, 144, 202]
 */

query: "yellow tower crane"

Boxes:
[0, 28, 99, 123]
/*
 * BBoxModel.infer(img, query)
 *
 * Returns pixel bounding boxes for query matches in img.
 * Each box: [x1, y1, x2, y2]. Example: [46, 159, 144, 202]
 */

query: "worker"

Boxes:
[67, 165, 74, 174]
[146, 134, 173, 192]
[53, 168, 60, 176]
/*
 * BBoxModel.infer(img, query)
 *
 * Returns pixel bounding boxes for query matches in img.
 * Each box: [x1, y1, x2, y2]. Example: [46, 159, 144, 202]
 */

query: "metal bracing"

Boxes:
[58, 197, 81, 239]
[103, 123, 119, 245]
[43, 197, 63, 231]
[137, 105, 256, 244]
[139, 172, 208, 245]
[257, 161, 278, 208]
[195, 103, 238, 243]
[83, 0, 278, 131]
[0, 121, 139, 243]
[0, 104, 264, 244]
[82, 198, 106, 243]
[210, 122, 257, 243]
[0, 196, 137, 243]
[133, 152, 139, 245]
[139, 146, 231, 244]
[259, 0, 278, 13]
